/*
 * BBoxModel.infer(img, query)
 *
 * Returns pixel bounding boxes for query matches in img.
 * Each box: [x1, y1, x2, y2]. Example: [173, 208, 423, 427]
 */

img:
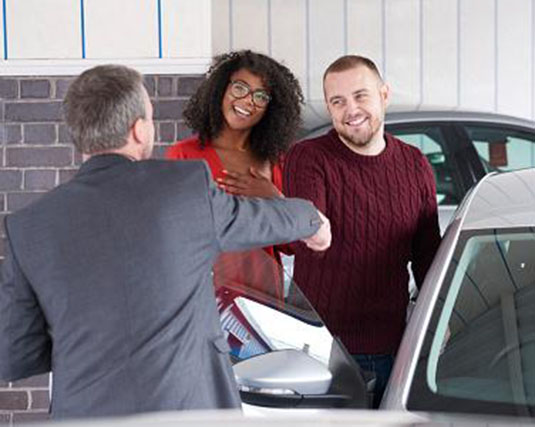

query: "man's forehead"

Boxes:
[324, 68, 381, 96]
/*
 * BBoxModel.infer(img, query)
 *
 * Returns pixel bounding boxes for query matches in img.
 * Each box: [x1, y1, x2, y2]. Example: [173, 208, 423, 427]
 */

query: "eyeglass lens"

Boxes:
[230, 81, 270, 107]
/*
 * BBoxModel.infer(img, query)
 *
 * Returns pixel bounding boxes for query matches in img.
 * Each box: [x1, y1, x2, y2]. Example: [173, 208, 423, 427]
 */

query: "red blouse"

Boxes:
[166, 136, 285, 301]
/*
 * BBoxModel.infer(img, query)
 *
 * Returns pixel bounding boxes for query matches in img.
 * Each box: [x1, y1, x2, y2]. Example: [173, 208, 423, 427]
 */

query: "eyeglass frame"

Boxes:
[228, 80, 271, 108]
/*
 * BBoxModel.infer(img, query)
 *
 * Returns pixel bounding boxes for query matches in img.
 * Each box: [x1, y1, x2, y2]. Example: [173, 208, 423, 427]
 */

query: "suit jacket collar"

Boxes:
[76, 154, 133, 177]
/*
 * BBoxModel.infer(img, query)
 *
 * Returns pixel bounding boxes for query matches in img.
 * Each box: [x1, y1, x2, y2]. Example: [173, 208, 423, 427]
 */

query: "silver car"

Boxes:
[383, 167, 535, 416]
[222, 167, 535, 420]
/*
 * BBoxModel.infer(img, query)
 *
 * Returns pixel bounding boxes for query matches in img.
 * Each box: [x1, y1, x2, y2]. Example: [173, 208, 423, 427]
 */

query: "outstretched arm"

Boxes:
[203, 163, 330, 253]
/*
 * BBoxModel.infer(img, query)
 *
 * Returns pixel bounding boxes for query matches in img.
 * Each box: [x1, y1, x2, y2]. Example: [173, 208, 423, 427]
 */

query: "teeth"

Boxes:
[347, 117, 367, 126]
[234, 106, 251, 117]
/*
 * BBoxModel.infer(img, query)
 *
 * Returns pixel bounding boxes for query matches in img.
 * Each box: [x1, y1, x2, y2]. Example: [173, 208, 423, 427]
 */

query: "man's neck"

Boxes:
[89, 146, 141, 162]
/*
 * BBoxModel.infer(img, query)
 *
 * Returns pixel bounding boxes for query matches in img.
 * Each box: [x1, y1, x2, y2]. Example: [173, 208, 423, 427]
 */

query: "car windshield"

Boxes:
[409, 227, 535, 417]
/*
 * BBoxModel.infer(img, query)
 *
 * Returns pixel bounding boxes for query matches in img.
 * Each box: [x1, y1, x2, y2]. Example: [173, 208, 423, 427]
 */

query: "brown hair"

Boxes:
[323, 55, 383, 82]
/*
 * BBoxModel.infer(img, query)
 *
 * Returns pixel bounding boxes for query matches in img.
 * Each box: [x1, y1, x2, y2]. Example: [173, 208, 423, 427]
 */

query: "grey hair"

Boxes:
[63, 65, 147, 154]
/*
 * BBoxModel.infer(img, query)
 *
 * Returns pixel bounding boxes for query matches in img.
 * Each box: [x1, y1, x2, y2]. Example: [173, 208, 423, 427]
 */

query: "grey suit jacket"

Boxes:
[0, 154, 320, 419]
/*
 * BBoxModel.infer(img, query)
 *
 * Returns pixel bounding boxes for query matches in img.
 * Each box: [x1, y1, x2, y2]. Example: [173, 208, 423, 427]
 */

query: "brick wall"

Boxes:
[0, 74, 201, 424]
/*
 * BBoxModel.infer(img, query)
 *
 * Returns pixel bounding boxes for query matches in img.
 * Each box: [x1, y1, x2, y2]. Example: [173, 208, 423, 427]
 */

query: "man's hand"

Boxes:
[302, 209, 331, 251]
[216, 168, 282, 198]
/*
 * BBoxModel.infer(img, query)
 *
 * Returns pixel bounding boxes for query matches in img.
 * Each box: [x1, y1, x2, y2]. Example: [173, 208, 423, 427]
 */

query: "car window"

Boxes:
[463, 125, 535, 173]
[408, 227, 535, 417]
[386, 126, 461, 206]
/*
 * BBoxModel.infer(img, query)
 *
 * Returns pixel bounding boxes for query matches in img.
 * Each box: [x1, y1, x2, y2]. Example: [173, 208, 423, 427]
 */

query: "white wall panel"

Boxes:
[347, 0, 383, 72]
[162, 0, 211, 58]
[422, 0, 458, 108]
[496, 0, 531, 118]
[533, 0, 535, 120]
[212, 0, 231, 55]
[231, 0, 269, 52]
[8, 0, 80, 59]
[270, 0, 307, 96]
[384, 0, 420, 107]
[85, 0, 158, 59]
[459, 0, 495, 111]
[308, 0, 345, 100]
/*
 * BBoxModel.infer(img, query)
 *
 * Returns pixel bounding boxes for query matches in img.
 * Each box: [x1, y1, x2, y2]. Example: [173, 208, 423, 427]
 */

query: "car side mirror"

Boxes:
[233, 349, 354, 408]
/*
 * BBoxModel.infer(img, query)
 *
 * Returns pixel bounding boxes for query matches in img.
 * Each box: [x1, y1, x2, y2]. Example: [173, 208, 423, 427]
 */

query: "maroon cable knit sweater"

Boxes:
[284, 130, 441, 354]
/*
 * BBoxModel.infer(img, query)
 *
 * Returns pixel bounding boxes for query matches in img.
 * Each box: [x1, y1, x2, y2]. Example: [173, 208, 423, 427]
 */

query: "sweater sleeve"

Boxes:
[283, 141, 328, 255]
[411, 153, 442, 288]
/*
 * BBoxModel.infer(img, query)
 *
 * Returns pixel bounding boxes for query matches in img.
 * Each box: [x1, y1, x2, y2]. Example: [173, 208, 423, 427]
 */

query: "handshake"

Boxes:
[302, 209, 331, 252]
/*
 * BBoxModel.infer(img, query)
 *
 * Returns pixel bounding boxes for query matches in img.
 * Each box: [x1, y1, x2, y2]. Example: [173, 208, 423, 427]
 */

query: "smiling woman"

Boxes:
[166, 49, 304, 307]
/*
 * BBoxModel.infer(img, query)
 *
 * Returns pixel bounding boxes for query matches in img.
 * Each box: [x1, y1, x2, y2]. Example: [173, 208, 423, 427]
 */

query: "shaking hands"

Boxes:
[302, 209, 331, 252]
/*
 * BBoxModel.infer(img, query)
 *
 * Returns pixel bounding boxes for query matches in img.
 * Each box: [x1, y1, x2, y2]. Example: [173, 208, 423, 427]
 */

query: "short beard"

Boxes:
[339, 116, 383, 149]
[340, 132, 372, 147]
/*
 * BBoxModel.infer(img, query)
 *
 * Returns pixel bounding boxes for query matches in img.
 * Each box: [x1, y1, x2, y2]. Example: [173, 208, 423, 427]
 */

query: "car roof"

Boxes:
[385, 110, 535, 128]
[302, 108, 535, 136]
[458, 168, 535, 230]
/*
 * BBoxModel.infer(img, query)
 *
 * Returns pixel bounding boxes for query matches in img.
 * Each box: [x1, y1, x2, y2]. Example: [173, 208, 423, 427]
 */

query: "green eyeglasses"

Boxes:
[229, 80, 271, 108]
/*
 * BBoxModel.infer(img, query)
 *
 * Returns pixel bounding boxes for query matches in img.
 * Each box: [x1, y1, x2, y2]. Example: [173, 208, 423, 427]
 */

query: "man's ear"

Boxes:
[132, 117, 146, 144]
[380, 82, 391, 108]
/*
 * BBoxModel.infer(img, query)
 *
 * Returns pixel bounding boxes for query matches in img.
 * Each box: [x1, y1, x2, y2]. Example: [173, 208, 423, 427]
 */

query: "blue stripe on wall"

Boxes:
[80, 0, 86, 58]
[3, 0, 7, 59]
[157, 0, 162, 58]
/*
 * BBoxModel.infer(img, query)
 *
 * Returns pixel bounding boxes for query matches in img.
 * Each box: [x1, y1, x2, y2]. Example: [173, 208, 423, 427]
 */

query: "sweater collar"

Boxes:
[327, 129, 395, 164]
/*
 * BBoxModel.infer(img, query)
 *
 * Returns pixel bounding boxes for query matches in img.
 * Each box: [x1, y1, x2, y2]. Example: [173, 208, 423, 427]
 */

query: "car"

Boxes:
[217, 168, 535, 420]
[302, 110, 535, 232]
[384, 167, 535, 416]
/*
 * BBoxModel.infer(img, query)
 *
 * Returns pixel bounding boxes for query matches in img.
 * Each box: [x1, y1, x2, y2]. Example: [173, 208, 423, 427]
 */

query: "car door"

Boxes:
[384, 169, 535, 419]
[401, 226, 535, 417]
[214, 249, 369, 413]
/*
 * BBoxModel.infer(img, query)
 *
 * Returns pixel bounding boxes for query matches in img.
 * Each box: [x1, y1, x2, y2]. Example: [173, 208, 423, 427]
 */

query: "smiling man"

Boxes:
[284, 55, 441, 408]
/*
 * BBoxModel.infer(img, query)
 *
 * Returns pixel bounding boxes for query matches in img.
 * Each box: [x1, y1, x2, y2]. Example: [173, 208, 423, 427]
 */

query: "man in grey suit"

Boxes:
[0, 65, 331, 419]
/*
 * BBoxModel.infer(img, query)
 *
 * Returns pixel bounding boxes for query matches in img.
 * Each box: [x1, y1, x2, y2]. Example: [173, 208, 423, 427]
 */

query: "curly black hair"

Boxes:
[183, 50, 304, 163]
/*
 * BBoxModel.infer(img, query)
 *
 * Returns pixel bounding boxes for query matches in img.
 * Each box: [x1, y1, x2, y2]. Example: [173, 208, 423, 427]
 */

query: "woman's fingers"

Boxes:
[216, 176, 250, 189]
